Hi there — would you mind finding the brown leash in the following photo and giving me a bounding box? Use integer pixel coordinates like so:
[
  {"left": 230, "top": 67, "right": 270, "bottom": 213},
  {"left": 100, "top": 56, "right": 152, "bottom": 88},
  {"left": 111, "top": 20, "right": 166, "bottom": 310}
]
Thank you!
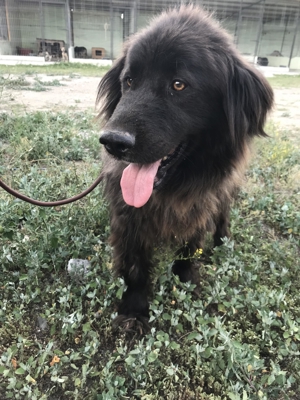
[{"left": 0, "top": 173, "right": 104, "bottom": 207}]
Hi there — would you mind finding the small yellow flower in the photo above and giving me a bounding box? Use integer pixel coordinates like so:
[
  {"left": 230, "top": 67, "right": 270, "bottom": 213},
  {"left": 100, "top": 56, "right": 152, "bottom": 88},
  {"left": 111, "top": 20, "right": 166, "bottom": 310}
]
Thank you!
[{"left": 194, "top": 248, "right": 203, "bottom": 257}]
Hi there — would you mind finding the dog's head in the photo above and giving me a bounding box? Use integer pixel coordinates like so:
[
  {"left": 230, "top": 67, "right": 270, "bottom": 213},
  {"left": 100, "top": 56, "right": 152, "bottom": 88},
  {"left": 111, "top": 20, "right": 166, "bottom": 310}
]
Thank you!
[{"left": 97, "top": 6, "right": 273, "bottom": 207}]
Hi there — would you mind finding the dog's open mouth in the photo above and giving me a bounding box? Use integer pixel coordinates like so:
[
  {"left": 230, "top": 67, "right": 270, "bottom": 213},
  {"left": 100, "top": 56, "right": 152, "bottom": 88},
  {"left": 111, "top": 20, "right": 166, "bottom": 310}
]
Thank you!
[
  {"left": 154, "top": 142, "right": 186, "bottom": 188},
  {"left": 120, "top": 143, "right": 186, "bottom": 208}
]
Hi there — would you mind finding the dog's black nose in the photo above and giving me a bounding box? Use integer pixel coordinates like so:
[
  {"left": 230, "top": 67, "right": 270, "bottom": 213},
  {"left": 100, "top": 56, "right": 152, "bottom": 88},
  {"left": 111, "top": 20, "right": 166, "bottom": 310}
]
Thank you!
[{"left": 100, "top": 131, "right": 135, "bottom": 157}]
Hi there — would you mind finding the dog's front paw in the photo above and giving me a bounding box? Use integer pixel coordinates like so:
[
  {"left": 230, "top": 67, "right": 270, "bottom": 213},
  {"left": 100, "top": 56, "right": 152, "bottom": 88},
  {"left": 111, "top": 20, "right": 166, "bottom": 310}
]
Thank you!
[
  {"left": 113, "top": 290, "right": 150, "bottom": 335},
  {"left": 112, "top": 314, "right": 150, "bottom": 335}
]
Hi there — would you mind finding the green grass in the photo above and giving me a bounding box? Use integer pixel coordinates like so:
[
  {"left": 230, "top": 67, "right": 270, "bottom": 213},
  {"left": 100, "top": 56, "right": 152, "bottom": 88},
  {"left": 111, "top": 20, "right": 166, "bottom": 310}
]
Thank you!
[
  {"left": 0, "top": 102, "right": 300, "bottom": 398},
  {"left": 0, "top": 62, "right": 111, "bottom": 77},
  {"left": 267, "top": 74, "right": 300, "bottom": 88}
]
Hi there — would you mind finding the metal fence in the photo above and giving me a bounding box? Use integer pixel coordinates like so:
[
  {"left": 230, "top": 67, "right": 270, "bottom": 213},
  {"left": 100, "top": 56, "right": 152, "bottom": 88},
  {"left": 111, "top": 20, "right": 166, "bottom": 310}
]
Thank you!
[{"left": 1, "top": 0, "right": 300, "bottom": 68}]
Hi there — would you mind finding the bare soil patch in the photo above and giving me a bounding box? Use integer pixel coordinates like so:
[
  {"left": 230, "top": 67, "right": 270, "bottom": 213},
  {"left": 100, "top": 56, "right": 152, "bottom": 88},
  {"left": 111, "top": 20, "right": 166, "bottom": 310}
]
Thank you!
[
  {"left": 1, "top": 74, "right": 300, "bottom": 133},
  {"left": 1, "top": 75, "right": 100, "bottom": 114},
  {"left": 271, "top": 87, "right": 300, "bottom": 131}
]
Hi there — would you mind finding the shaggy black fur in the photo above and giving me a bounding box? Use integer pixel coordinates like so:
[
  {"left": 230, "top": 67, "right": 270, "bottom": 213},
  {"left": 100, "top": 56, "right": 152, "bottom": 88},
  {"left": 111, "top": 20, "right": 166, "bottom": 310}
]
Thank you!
[{"left": 97, "top": 6, "right": 273, "bottom": 333}]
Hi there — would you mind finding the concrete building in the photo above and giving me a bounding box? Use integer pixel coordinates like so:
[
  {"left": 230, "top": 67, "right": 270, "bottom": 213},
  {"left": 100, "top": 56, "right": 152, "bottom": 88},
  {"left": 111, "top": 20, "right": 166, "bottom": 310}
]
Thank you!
[{"left": 0, "top": 0, "right": 300, "bottom": 69}]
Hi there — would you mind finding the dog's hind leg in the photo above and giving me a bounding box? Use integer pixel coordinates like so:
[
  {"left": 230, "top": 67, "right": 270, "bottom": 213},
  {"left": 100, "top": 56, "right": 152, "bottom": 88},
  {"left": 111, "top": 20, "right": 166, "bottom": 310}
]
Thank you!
[
  {"left": 172, "top": 236, "right": 203, "bottom": 284},
  {"left": 213, "top": 206, "right": 231, "bottom": 247}
]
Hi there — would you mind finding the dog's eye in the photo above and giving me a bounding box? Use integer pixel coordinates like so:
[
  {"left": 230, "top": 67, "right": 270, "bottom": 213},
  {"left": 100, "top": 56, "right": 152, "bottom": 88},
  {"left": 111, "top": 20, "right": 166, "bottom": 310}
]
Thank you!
[
  {"left": 126, "top": 77, "right": 133, "bottom": 87},
  {"left": 172, "top": 80, "right": 186, "bottom": 91}
]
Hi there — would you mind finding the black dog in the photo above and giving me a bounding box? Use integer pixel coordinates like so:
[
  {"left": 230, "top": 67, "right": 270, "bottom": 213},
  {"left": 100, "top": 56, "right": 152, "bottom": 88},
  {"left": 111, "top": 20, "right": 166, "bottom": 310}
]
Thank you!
[
  {"left": 97, "top": 6, "right": 273, "bottom": 333},
  {"left": 74, "top": 46, "right": 87, "bottom": 58}
]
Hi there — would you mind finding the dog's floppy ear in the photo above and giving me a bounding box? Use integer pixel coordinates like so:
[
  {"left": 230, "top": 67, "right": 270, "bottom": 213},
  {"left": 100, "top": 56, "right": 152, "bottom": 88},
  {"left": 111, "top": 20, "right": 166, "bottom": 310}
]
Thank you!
[
  {"left": 224, "top": 61, "right": 273, "bottom": 142},
  {"left": 97, "top": 53, "right": 126, "bottom": 123}
]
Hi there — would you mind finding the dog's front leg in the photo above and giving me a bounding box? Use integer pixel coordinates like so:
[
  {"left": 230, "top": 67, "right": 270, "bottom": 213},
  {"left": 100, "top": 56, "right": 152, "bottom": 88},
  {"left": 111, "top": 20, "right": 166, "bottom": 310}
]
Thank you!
[{"left": 110, "top": 217, "right": 152, "bottom": 334}]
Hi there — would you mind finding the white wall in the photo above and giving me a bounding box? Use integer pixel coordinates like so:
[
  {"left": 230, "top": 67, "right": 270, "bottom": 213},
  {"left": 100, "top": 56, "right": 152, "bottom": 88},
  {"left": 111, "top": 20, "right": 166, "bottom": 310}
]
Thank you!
[
  {"left": 43, "top": 4, "right": 67, "bottom": 44},
  {"left": 1, "top": 1, "right": 300, "bottom": 67},
  {"left": 18, "top": 2, "right": 41, "bottom": 51},
  {"left": 0, "top": 0, "right": 21, "bottom": 55},
  {"left": 221, "top": 17, "right": 300, "bottom": 69},
  {"left": 73, "top": 10, "right": 120, "bottom": 59}
]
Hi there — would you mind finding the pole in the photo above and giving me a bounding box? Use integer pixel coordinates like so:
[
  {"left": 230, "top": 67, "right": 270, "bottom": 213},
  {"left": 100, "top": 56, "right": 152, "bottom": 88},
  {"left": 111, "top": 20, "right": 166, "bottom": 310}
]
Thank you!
[
  {"left": 110, "top": 0, "right": 113, "bottom": 60},
  {"left": 288, "top": 5, "right": 300, "bottom": 69}
]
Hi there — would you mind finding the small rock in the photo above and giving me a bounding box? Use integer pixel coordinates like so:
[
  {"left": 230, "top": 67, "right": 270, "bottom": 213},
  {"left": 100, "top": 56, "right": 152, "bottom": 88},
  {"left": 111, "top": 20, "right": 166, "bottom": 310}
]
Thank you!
[
  {"left": 67, "top": 258, "right": 91, "bottom": 280},
  {"left": 37, "top": 315, "right": 48, "bottom": 331}
]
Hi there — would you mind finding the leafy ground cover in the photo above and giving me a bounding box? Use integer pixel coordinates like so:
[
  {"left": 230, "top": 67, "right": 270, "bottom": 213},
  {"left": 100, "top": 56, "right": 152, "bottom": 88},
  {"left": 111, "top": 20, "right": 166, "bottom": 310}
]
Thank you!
[{"left": 0, "top": 74, "right": 299, "bottom": 399}]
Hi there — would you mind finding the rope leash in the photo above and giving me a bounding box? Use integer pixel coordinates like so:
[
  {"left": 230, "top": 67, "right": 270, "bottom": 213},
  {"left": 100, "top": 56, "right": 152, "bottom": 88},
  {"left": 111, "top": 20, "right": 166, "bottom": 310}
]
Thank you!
[{"left": 0, "top": 173, "right": 104, "bottom": 207}]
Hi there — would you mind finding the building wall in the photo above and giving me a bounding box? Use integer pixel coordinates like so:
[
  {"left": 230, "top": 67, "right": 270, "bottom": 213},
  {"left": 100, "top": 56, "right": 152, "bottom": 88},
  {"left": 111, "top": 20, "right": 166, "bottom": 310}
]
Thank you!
[
  {"left": 0, "top": 0, "right": 300, "bottom": 68},
  {"left": 43, "top": 3, "right": 67, "bottom": 44},
  {"left": 18, "top": 2, "right": 41, "bottom": 51},
  {"left": 218, "top": 1, "right": 300, "bottom": 68},
  {"left": 137, "top": 11, "right": 154, "bottom": 31},
  {"left": 0, "top": 0, "right": 21, "bottom": 55},
  {"left": 73, "top": 10, "right": 108, "bottom": 58}
]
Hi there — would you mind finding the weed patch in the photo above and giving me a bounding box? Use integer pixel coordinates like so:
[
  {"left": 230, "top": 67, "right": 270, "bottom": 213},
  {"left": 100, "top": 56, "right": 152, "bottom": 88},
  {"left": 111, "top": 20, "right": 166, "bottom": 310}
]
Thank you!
[
  {"left": 0, "top": 63, "right": 111, "bottom": 77},
  {"left": 267, "top": 75, "right": 300, "bottom": 88},
  {"left": 0, "top": 75, "right": 65, "bottom": 92}
]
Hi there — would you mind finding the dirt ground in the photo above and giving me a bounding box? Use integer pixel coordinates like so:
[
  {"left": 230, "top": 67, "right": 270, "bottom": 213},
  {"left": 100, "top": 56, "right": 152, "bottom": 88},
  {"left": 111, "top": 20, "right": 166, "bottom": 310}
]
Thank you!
[
  {"left": 2, "top": 74, "right": 300, "bottom": 132},
  {"left": 1, "top": 75, "right": 101, "bottom": 114}
]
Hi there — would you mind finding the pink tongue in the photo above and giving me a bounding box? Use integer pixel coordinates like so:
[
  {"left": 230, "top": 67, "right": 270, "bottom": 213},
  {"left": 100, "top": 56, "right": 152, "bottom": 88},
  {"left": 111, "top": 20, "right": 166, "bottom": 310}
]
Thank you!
[{"left": 120, "top": 161, "right": 161, "bottom": 208}]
